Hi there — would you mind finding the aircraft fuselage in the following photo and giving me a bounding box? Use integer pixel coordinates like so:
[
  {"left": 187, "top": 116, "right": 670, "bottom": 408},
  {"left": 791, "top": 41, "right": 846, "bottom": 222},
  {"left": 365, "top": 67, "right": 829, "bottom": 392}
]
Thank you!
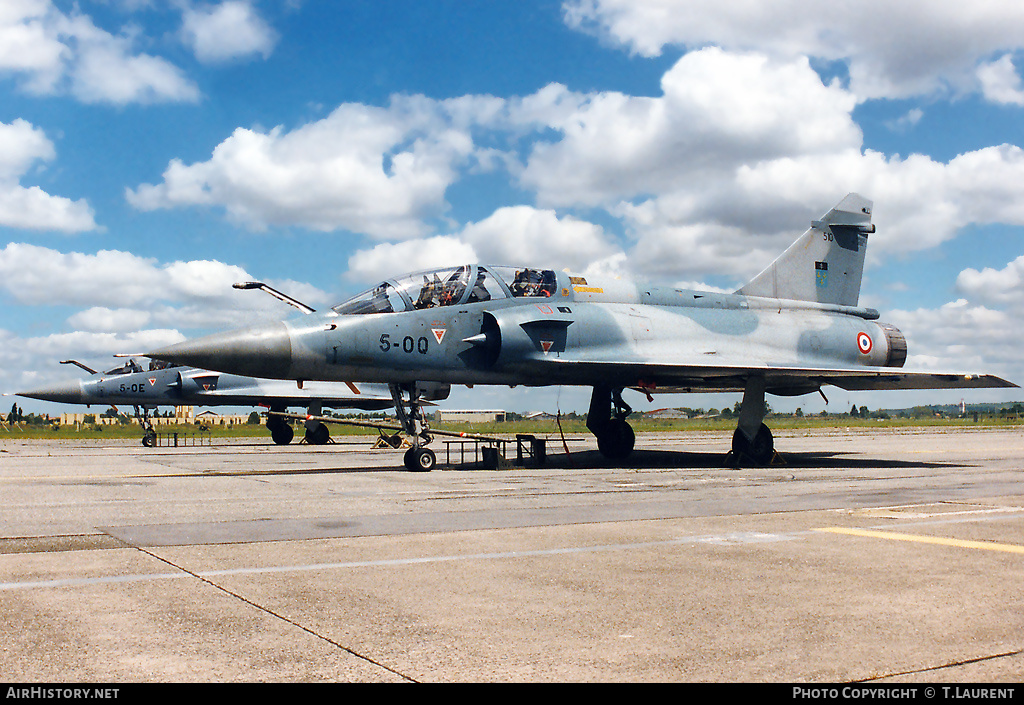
[{"left": 189, "top": 270, "right": 905, "bottom": 397}]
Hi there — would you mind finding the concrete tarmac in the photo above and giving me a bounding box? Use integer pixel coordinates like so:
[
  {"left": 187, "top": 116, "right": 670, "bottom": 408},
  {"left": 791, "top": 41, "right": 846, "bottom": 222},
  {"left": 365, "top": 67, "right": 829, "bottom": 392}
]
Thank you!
[{"left": 0, "top": 426, "right": 1022, "bottom": 683}]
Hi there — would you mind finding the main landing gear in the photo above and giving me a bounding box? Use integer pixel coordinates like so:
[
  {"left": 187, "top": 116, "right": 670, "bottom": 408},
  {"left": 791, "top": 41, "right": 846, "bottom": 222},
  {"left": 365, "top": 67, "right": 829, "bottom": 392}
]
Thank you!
[
  {"left": 728, "top": 376, "right": 777, "bottom": 467},
  {"left": 266, "top": 407, "right": 294, "bottom": 445},
  {"left": 586, "top": 378, "right": 779, "bottom": 466},
  {"left": 299, "top": 402, "right": 331, "bottom": 445},
  {"left": 391, "top": 383, "right": 437, "bottom": 472},
  {"left": 731, "top": 423, "right": 774, "bottom": 466},
  {"left": 304, "top": 421, "right": 331, "bottom": 445},
  {"left": 265, "top": 405, "right": 331, "bottom": 445},
  {"left": 587, "top": 385, "right": 636, "bottom": 460}
]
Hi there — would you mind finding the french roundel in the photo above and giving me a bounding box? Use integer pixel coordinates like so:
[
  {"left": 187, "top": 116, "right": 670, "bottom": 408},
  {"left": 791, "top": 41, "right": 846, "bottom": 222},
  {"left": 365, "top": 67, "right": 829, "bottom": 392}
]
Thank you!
[{"left": 857, "top": 332, "right": 873, "bottom": 354}]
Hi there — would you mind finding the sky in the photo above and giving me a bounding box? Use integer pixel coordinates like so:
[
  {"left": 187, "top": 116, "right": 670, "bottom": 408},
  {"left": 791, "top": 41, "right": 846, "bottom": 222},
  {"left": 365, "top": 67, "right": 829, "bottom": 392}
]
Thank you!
[{"left": 3, "top": 0, "right": 1024, "bottom": 418}]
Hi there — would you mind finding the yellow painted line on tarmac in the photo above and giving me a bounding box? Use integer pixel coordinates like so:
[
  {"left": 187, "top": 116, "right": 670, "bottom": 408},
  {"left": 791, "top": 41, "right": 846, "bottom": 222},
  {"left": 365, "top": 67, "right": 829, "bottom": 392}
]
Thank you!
[{"left": 816, "top": 527, "right": 1024, "bottom": 554}]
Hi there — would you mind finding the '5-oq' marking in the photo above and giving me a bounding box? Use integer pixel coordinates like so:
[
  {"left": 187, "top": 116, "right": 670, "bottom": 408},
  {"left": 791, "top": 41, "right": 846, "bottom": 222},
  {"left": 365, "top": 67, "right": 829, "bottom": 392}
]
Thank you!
[{"left": 380, "top": 334, "right": 429, "bottom": 355}]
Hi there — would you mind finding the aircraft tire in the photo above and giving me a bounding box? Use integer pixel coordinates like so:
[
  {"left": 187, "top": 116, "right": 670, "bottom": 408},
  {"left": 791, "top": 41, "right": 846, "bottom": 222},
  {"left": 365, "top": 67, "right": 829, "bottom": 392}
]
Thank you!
[
  {"left": 269, "top": 421, "right": 294, "bottom": 445},
  {"left": 596, "top": 419, "right": 635, "bottom": 460},
  {"left": 731, "top": 424, "right": 774, "bottom": 466},
  {"left": 404, "top": 447, "right": 436, "bottom": 472},
  {"left": 305, "top": 422, "right": 330, "bottom": 445},
  {"left": 142, "top": 431, "right": 156, "bottom": 448}
]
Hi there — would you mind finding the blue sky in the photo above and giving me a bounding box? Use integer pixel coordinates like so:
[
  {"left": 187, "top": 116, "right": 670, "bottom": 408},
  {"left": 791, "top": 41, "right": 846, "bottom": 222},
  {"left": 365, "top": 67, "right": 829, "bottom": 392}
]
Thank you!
[{"left": 3, "top": 0, "right": 1024, "bottom": 416}]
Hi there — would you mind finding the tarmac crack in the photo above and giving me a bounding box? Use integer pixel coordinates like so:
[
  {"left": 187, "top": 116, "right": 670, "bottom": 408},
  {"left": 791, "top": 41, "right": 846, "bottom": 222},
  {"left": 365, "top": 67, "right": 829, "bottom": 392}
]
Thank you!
[
  {"left": 129, "top": 543, "right": 419, "bottom": 683},
  {"left": 854, "top": 648, "right": 1024, "bottom": 682}
]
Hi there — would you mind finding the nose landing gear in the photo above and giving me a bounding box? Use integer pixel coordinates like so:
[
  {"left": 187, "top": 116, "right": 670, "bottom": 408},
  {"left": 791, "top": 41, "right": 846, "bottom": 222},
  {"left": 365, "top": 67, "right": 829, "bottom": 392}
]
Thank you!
[{"left": 391, "top": 383, "right": 436, "bottom": 472}]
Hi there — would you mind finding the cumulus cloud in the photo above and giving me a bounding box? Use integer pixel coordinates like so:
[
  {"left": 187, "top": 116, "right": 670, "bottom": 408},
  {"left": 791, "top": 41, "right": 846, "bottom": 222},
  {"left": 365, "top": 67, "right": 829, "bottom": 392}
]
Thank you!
[
  {"left": 66, "top": 19, "right": 200, "bottom": 105},
  {"left": 0, "top": 326, "right": 188, "bottom": 396},
  {"left": 66, "top": 307, "right": 153, "bottom": 334},
  {"left": 562, "top": 0, "right": 1024, "bottom": 101},
  {"left": 124, "top": 40, "right": 1024, "bottom": 287},
  {"left": 0, "top": 242, "right": 329, "bottom": 324},
  {"left": 180, "top": 1, "right": 278, "bottom": 64},
  {"left": 0, "top": 240, "right": 341, "bottom": 396},
  {"left": 128, "top": 97, "right": 479, "bottom": 238},
  {"left": 505, "top": 48, "right": 1024, "bottom": 281},
  {"left": 0, "top": 117, "right": 53, "bottom": 179},
  {"left": 344, "top": 206, "right": 622, "bottom": 286},
  {"left": 888, "top": 298, "right": 1021, "bottom": 377},
  {"left": 0, "top": 0, "right": 69, "bottom": 93},
  {"left": 347, "top": 236, "right": 479, "bottom": 284},
  {"left": 977, "top": 54, "right": 1024, "bottom": 106},
  {"left": 0, "top": 119, "right": 96, "bottom": 233},
  {"left": 0, "top": 0, "right": 199, "bottom": 105},
  {"left": 517, "top": 49, "right": 860, "bottom": 208},
  {"left": 459, "top": 206, "right": 620, "bottom": 270},
  {"left": 484, "top": 48, "right": 1024, "bottom": 283},
  {"left": 955, "top": 255, "right": 1024, "bottom": 308},
  {"left": 0, "top": 244, "right": 166, "bottom": 306}
]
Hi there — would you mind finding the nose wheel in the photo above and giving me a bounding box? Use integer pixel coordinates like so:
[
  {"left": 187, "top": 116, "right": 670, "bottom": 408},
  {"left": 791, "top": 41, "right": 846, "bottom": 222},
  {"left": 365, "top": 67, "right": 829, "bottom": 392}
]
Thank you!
[
  {"left": 134, "top": 405, "right": 158, "bottom": 448},
  {"left": 404, "top": 446, "right": 437, "bottom": 472},
  {"left": 391, "top": 383, "right": 436, "bottom": 472}
]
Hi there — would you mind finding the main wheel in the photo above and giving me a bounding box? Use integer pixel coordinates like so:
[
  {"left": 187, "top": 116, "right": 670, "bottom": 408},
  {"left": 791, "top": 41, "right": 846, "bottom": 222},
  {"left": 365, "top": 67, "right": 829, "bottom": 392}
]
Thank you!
[
  {"left": 269, "top": 420, "right": 294, "bottom": 445},
  {"left": 597, "top": 418, "right": 635, "bottom": 460},
  {"left": 731, "top": 423, "right": 774, "bottom": 465},
  {"left": 404, "top": 447, "right": 436, "bottom": 472},
  {"left": 304, "top": 422, "right": 330, "bottom": 445}
]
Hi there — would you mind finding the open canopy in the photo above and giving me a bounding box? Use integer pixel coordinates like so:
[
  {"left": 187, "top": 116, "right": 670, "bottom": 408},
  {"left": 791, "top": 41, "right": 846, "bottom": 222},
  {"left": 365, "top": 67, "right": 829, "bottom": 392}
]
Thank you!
[{"left": 332, "top": 265, "right": 557, "bottom": 315}]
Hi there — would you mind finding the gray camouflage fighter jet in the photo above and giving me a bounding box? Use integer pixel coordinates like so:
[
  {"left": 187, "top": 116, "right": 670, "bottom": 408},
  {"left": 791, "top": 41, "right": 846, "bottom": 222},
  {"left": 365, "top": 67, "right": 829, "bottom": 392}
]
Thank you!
[
  {"left": 148, "top": 194, "right": 1016, "bottom": 470},
  {"left": 18, "top": 358, "right": 449, "bottom": 446}
]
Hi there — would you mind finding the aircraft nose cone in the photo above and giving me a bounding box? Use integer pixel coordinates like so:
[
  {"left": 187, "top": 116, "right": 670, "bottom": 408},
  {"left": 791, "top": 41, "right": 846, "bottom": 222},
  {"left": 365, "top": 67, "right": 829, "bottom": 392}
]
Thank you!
[
  {"left": 17, "top": 379, "right": 85, "bottom": 404},
  {"left": 148, "top": 322, "right": 293, "bottom": 379}
]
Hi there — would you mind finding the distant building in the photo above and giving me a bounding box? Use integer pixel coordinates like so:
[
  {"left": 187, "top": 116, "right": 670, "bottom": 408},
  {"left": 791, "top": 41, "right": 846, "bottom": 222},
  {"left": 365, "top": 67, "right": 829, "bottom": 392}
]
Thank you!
[
  {"left": 524, "top": 411, "right": 558, "bottom": 421},
  {"left": 644, "top": 408, "right": 691, "bottom": 420},
  {"left": 195, "top": 410, "right": 250, "bottom": 425},
  {"left": 58, "top": 407, "right": 248, "bottom": 427},
  {"left": 437, "top": 410, "right": 506, "bottom": 423}
]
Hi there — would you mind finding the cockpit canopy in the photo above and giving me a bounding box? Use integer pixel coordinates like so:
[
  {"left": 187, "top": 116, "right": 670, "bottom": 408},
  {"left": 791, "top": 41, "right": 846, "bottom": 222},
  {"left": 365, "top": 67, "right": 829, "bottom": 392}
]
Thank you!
[
  {"left": 333, "top": 265, "right": 557, "bottom": 315},
  {"left": 104, "top": 358, "right": 180, "bottom": 376}
]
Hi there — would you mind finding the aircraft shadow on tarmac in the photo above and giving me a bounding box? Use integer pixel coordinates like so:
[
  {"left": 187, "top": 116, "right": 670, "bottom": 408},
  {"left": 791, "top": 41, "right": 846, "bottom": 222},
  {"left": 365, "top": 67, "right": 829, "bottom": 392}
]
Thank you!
[
  {"left": 217, "top": 445, "right": 965, "bottom": 475},
  {"left": 454, "top": 448, "right": 966, "bottom": 471}
]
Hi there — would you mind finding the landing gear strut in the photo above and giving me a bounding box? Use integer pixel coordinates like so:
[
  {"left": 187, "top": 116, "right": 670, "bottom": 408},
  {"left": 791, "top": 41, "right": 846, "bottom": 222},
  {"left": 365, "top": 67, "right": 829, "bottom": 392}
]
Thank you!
[
  {"left": 391, "top": 383, "right": 436, "bottom": 472},
  {"left": 587, "top": 385, "right": 636, "bottom": 460},
  {"left": 729, "top": 376, "right": 777, "bottom": 466}
]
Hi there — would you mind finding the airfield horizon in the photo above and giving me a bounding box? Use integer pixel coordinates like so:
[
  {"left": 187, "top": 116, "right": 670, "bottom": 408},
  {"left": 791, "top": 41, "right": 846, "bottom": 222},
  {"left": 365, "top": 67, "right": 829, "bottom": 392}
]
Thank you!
[{"left": 1, "top": 411, "right": 1021, "bottom": 443}]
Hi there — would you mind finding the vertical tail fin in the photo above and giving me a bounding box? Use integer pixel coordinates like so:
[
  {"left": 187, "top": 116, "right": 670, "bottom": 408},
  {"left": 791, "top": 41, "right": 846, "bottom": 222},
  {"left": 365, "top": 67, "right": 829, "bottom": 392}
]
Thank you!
[{"left": 736, "top": 193, "right": 874, "bottom": 307}]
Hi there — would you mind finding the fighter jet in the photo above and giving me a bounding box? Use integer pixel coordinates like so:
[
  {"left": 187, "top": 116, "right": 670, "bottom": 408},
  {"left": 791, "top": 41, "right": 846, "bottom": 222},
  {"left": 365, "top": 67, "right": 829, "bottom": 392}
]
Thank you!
[
  {"left": 18, "top": 358, "right": 449, "bottom": 446},
  {"left": 148, "top": 194, "right": 1016, "bottom": 470}
]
